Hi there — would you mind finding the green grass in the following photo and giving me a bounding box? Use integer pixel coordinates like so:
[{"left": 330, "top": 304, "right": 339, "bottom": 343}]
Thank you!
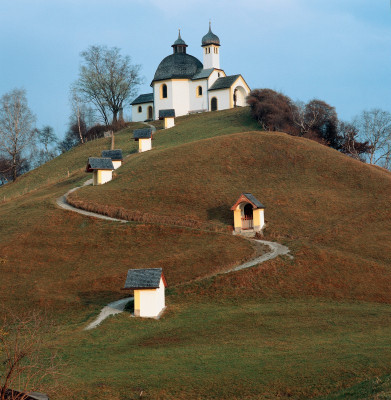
[
  {"left": 0, "top": 121, "right": 145, "bottom": 201},
  {"left": 319, "top": 375, "right": 391, "bottom": 399},
  {"left": 57, "top": 299, "right": 391, "bottom": 399}
]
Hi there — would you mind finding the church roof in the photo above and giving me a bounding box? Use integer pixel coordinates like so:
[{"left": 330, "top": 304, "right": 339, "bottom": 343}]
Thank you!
[
  {"left": 131, "top": 93, "right": 154, "bottom": 105},
  {"left": 231, "top": 193, "right": 265, "bottom": 210},
  {"left": 192, "top": 68, "right": 215, "bottom": 80},
  {"left": 202, "top": 23, "right": 220, "bottom": 47},
  {"left": 208, "top": 75, "right": 241, "bottom": 91},
  {"left": 86, "top": 157, "right": 114, "bottom": 172},
  {"left": 152, "top": 53, "right": 203, "bottom": 83},
  {"left": 133, "top": 128, "right": 152, "bottom": 139},
  {"left": 124, "top": 268, "right": 166, "bottom": 289},
  {"left": 159, "top": 109, "right": 176, "bottom": 119}
]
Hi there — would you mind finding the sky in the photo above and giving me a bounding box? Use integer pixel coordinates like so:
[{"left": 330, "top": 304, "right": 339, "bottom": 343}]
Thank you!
[{"left": 0, "top": 0, "right": 390, "bottom": 140}]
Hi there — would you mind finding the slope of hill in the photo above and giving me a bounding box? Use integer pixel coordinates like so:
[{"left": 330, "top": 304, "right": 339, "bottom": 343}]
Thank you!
[
  {"left": 70, "top": 119, "right": 391, "bottom": 303},
  {"left": 0, "top": 108, "right": 390, "bottom": 399}
]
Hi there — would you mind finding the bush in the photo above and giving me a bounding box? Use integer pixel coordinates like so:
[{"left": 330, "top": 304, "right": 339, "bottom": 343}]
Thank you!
[{"left": 246, "top": 89, "right": 298, "bottom": 134}]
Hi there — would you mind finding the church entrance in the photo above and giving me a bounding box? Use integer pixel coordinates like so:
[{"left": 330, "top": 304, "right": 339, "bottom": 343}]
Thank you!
[
  {"left": 233, "top": 86, "right": 247, "bottom": 107},
  {"left": 148, "top": 106, "right": 153, "bottom": 120},
  {"left": 241, "top": 203, "right": 253, "bottom": 230},
  {"left": 211, "top": 97, "right": 218, "bottom": 111}
]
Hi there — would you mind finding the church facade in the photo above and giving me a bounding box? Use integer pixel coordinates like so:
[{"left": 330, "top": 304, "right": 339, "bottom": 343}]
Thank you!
[{"left": 131, "top": 24, "right": 251, "bottom": 122}]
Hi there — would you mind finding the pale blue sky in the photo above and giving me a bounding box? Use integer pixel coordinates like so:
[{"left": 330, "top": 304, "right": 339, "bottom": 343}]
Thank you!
[{"left": 0, "top": 0, "right": 390, "bottom": 139}]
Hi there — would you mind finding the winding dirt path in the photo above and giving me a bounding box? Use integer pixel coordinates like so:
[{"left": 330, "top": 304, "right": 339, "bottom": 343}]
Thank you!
[
  {"left": 56, "top": 180, "right": 293, "bottom": 330},
  {"left": 85, "top": 297, "right": 133, "bottom": 330},
  {"left": 56, "top": 179, "right": 128, "bottom": 223}
]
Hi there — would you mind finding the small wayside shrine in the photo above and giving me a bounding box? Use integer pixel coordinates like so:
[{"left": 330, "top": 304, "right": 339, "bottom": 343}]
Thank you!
[
  {"left": 101, "top": 149, "right": 123, "bottom": 169},
  {"left": 159, "top": 109, "right": 176, "bottom": 129},
  {"left": 86, "top": 157, "right": 114, "bottom": 185},
  {"left": 133, "top": 128, "right": 153, "bottom": 153},
  {"left": 123, "top": 268, "right": 167, "bottom": 318},
  {"left": 231, "top": 193, "right": 265, "bottom": 234}
]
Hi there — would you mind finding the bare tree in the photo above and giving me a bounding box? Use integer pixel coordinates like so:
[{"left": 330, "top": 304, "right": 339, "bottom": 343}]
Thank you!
[
  {"left": 34, "top": 126, "right": 58, "bottom": 166},
  {"left": 73, "top": 45, "right": 142, "bottom": 125},
  {"left": 291, "top": 100, "right": 329, "bottom": 138},
  {"left": 338, "top": 121, "right": 371, "bottom": 161},
  {"left": 356, "top": 108, "right": 391, "bottom": 165},
  {"left": 0, "top": 311, "right": 62, "bottom": 400},
  {"left": 0, "top": 89, "right": 36, "bottom": 181},
  {"left": 69, "top": 91, "right": 85, "bottom": 144}
]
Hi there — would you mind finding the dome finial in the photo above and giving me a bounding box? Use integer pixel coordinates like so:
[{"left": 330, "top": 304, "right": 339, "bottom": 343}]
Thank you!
[
  {"left": 172, "top": 29, "right": 188, "bottom": 53},
  {"left": 202, "top": 21, "right": 220, "bottom": 47}
]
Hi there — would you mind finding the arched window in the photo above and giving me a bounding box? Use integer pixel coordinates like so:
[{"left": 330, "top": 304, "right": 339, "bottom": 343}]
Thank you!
[
  {"left": 197, "top": 86, "right": 202, "bottom": 97},
  {"left": 138, "top": 106, "right": 142, "bottom": 113},
  {"left": 148, "top": 106, "right": 153, "bottom": 119},
  {"left": 211, "top": 97, "right": 218, "bottom": 111},
  {"left": 161, "top": 84, "right": 168, "bottom": 99}
]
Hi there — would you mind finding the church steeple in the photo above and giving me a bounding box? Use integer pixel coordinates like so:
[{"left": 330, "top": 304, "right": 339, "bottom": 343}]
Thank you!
[
  {"left": 172, "top": 29, "right": 188, "bottom": 54},
  {"left": 201, "top": 22, "right": 220, "bottom": 69}
]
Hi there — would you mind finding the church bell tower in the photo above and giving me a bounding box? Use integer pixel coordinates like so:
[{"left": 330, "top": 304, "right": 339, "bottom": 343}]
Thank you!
[{"left": 201, "top": 22, "right": 220, "bottom": 69}]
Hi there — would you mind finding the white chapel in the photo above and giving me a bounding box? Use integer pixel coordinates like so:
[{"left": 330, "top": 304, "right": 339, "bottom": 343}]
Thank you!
[{"left": 131, "top": 23, "right": 251, "bottom": 122}]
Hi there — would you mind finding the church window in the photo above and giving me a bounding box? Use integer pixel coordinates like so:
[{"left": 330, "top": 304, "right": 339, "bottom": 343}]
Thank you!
[
  {"left": 138, "top": 106, "right": 142, "bottom": 113},
  {"left": 161, "top": 84, "right": 168, "bottom": 99},
  {"left": 197, "top": 86, "right": 203, "bottom": 97},
  {"left": 218, "top": 72, "right": 221, "bottom": 77}
]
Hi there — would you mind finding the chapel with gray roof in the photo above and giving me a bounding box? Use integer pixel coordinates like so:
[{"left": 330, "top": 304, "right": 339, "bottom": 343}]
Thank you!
[{"left": 131, "top": 23, "right": 250, "bottom": 122}]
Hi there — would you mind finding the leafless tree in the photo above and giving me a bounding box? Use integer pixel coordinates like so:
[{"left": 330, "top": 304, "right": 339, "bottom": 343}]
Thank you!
[
  {"left": 73, "top": 45, "right": 142, "bottom": 125},
  {"left": 0, "top": 89, "right": 36, "bottom": 181},
  {"left": 356, "top": 109, "right": 391, "bottom": 165},
  {"left": 0, "top": 311, "right": 62, "bottom": 400},
  {"left": 338, "top": 121, "right": 371, "bottom": 161},
  {"left": 69, "top": 91, "right": 85, "bottom": 144},
  {"left": 291, "top": 100, "right": 331, "bottom": 138}
]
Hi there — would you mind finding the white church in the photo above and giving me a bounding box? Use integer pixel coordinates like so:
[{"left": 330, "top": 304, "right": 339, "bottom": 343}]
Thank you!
[{"left": 131, "top": 24, "right": 251, "bottom": 122}]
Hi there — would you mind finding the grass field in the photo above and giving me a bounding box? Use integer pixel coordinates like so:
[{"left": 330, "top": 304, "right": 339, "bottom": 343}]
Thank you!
[
  {"left": 0, "top": 108, "right": 390, "bottom": 399},
  {"left": 58, "top": 299, "right": 391, "bottom": 399}
]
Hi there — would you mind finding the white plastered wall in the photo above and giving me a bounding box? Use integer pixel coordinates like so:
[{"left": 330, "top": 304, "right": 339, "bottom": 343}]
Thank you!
[
  {"left": 171, "top": 80, "right": 190, "bottom": 117},
  {"left": 209, "top": 88, "right": 230, "bottom": 111},
  {"left": 189, "top": 79, "right": 208, "bottom": 112},
  {"left": 153, "top": 81, "right": 174, "bottom": 120},
  {"left": 132, "top": 102, "right": 154, "bottom": 122},
  {"left": 164, "top": 117, "right": 175, "bottom": 129},
  {"left": 203, "top": 45, "right": 220, "bottom": 69},
  {"left": 112, "top": 160, "right": 122, "bottom": 170},
  {"left": 99, "top": 170, "right": 113, "bottom": 185},
  {"left": 139, "top": 138, "right": 152, "bottom": 152},
  {"left": 208, "top": 69, "right": 226, "bottom": 87},
  {"left": 139, "top": 277, "right": 165, "bottom": 318}
]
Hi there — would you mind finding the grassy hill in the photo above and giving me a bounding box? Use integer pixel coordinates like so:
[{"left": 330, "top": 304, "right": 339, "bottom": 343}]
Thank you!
[{"left": 0, "top": 108, "right": 390, "bottom": 399}]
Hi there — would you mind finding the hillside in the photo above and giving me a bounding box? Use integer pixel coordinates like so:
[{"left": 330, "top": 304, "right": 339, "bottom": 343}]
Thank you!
[
  {"left": 0, "top": 108, "right": 391, "bottom": 399},
  {"left": 70, "top": 114, "right": 391, "bottom": 303}
]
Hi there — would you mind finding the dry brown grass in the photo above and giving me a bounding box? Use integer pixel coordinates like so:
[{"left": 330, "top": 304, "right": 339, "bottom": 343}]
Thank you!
[{"left": 70, "top": 129, "right": 391, "bottom": 302}]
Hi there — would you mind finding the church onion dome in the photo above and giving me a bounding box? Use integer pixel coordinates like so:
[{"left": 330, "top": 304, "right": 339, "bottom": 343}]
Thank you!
[
  {"left": 202, "top": 22, "right": 220, "bottom": 47},
  {"left": 152, "top": 53, "right": 203, "bottom": 83},
  {"left": 172, "top": 30, "right": 187, "bottom": 47}
]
